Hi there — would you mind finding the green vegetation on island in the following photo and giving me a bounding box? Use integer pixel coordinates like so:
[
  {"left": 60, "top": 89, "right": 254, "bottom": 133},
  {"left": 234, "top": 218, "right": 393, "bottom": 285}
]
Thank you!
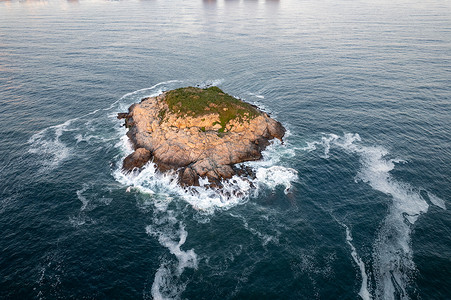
[{"left": 163, "top": 86, "right": 259, "bottom": 132}]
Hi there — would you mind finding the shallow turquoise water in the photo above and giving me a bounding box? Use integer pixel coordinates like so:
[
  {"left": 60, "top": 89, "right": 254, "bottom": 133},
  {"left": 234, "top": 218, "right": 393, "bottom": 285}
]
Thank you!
[{"left": 0, "top": 0, "right": 450, "bottom": 299}]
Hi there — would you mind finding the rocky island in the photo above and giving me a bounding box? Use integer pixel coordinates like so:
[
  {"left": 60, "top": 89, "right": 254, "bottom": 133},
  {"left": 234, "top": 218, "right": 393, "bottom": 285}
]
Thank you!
[{"left": 118, "top": 86, "right": 285, "bottom": 187}]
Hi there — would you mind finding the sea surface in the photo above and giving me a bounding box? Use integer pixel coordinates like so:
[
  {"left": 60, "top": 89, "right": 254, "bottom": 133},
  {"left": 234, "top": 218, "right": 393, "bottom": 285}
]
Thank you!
[{"left": 0, "top": 0, "right": 450, "bottom": 299}]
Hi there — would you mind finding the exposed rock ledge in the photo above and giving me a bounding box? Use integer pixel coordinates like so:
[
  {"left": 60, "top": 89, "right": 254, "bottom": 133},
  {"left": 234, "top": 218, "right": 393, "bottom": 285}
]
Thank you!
[{"left": 118, "top": 86, "right": 285, "bottom": 187}]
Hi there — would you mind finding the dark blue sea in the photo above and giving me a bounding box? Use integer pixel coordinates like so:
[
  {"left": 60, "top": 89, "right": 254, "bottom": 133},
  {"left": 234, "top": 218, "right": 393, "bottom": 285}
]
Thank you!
[{"left": 1, "top": 0, "right": 450, "bottom": 299}]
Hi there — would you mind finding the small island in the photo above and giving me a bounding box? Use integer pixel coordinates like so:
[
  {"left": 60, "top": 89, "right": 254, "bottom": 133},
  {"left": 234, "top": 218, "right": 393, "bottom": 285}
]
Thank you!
[{"left": 118, "top": 86, "right": 285, "bottom": 187}]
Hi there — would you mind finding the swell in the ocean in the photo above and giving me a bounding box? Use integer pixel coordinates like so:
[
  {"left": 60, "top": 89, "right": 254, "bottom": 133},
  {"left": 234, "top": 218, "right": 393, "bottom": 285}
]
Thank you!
[
  {"left": 27, "top": 79, "right": 448, "bottom": 299},
  {"left": 29, "top": 81, "right": 449, "bottom": 300}
]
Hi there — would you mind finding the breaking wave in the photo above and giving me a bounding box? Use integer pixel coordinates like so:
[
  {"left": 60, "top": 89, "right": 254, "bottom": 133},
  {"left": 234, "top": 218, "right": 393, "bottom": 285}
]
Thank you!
[
  {"left": 113, "top": 139, "right": 298, "bottom": 214},
  {"left": 306, "top": 133, "right": 446, "bottom": 300}
]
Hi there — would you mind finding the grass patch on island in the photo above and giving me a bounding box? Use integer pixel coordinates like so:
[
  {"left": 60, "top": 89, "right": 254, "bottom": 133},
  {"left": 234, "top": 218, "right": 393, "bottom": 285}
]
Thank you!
[{"left": 164, "top": 86, "right": 260, "bottom": 131}]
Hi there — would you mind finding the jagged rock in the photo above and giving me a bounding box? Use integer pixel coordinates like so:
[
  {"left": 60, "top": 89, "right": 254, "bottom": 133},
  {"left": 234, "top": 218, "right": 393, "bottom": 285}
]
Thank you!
[
  {"left": 122, "top": 147, "right": 152, "bottom": 172},
  {"left": 118, "top": 86, "right": 285, "bottom": 186},
  {"left": 117, "top": 112, "right": 129, "bottom": 119},
  {"left": 179, "top": 167, "right": 199, "bottom": 187}
]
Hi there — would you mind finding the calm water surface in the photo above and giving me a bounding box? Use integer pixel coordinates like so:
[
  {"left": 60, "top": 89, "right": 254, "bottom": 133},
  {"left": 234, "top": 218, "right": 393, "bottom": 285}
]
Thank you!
[{"left": 0, "top": 0, "right": 450, "bottom": 299}]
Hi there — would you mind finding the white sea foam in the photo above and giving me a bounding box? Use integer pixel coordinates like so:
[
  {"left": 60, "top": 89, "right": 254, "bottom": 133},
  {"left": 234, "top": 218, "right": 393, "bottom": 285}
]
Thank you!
[
  {"left": 230, "top": 212, "right": 280, "bottom": 246},
  {"left": 27, "top": 80, "right": 187, "bottom": 175},
  {"left": 76, "top": 183, "right": 90, "bottom": 211},
  {"left": 300, "top": 141, "right": 320, "bottom": 152},
  {"left": 150, "top": 262, "right": 187, "bottom": 300},
  {"left": 298, "top": 134, "right": 340, "bottom": 158},
  {"left": 248, "top": 92, "right": 265, "bottom": 99},
  {"left": 146, "top": 222, "right": 198, "bottom": 275},
  {"left": 198, "top": 79, "right": 224, "bottom": 88},
  {"left": 68, "top": 214, "right": 97, "bottom": 227},
  {"left": 320, "top": 134, "right": 340, "bottom": 158},
  {"left": 114, "top": 161, "right": 297, "bottom": 214},
  {"left": 145, "top": 210, "right": 197, "bottom": 300},
  {"left": 255, "top": 166, "right": 298, "bottom": 193},
  {"left": 120, "top": 80, "right": 183, "bottom": 100},
  {"left": 341, "top": 223, "right": 372, "bottom": 300},
  {"left": 28, "top": 119, "right": 73, "bottom": 172},
  {"left": 36, "top": 251, "right": 64, "bottom": 299},
  {"left": 113, "top": 138, "right": 298, "bottom": 214},
  {"left": 307, "top": 133, "right": 436, "bottom": 300},
  {"left": 427, "top": 192, "right": 446, "bottom": 210},
  {"left": 69, "top": 183, "right": 114, "bottom": 227},
  {"left": 332, "top": 134, "right": 429, "bottom": 224}
]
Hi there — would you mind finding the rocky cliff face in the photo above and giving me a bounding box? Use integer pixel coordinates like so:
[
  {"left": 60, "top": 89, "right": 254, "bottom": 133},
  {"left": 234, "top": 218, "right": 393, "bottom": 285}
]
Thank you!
[{"left": 118, "top": 86, "right": 285, "bottom": 187}]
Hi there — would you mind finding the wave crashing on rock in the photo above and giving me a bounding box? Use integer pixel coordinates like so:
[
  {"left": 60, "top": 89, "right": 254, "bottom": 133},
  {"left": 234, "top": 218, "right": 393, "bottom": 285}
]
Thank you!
[{"left": 117, "top": 86, "right": 286, "bottom": 187}]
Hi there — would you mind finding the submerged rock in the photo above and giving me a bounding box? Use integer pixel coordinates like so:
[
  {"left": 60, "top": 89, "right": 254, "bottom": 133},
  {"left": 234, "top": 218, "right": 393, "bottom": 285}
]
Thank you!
[{"left": 118, "top": 86, "right": 285, "bottom": 186}]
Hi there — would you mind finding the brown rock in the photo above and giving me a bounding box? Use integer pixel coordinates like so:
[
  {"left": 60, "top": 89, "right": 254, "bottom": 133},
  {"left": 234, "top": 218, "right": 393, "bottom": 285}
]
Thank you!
[
  {"left": 118, "top": 87, "right": 285, "bottom": 186},
  {"left": 117, "top": 112, "right": 129, "bottom": 119},
  {"left": 122, "top": 148, "right": 152, "bottom": 172},
  {"left": 179, "top": 167, "right": 199, "bottom": 186},
  {"left": 267, "top": 119, "right": 286, "bottom": 141}
]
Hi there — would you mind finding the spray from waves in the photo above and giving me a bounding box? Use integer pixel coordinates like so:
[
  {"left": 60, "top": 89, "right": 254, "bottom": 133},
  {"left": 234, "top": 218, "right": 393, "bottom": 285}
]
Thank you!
[
  {"left": 113, "top": 138, "right": 298, "bottom": 214},
  {"left": 307, "top": 133, "right": 446, "bottom": 300}
]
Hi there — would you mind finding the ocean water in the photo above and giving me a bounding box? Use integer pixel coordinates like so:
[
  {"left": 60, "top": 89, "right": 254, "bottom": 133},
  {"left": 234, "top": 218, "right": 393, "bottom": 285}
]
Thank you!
[{"left": 1, "top": 0, "right": 450, "bottom": 299}]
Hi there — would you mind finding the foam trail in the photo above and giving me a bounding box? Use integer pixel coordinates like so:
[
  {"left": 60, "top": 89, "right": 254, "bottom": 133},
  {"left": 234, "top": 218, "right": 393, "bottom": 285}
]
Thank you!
[
  {"left": 314, "top": 133, "right": 431, "bottom": 300},
  {"left": 146, "top": 209, "right": 197, "bottom": 300},
  {"left": 320, "top": 134, "right": 339, "bottom": 158},
  {"left": 150, "top": 262, "right": 187, "bottom": 300},
  {"left": 28, "top": 119, "right": 73, "bottom": 172},
  {"left": 76, "top": 184, "right": 89, "bottom": 211},
  {"left": 120, "top": 80, "right": 182, "bottom": 99},
  {"left": 427, "top": 192, "right": 446, "bottom": 210},
  {"left": 230, "top": 212, "right": 280, "bottom": 246},
  {"left": 340, "top": 222, "right": 372, "bottom": 300},
  {"left": 299, "top": 134, "right": 339, "bottom": 158},
  {"left": 299, "top": 141, "right": 320, "bottom": 152}
]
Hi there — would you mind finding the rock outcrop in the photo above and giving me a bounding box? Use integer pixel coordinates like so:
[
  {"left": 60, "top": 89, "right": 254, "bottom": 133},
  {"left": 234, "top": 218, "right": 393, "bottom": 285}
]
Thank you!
[{"left": 118, "top": 86, "right": 285, "bottom": 187}]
